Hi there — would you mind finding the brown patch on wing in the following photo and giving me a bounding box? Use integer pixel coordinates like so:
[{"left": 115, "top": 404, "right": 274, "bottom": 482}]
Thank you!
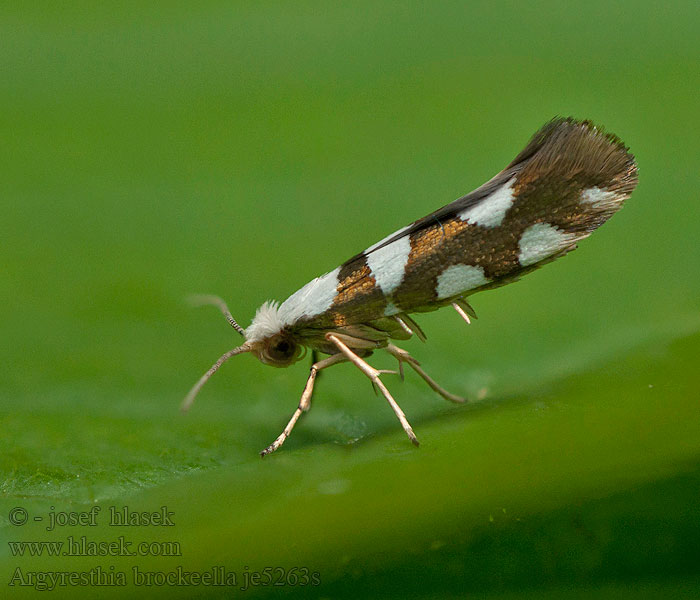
[
  {"left": 328, "top": 255, "right": 387, "bottom": 326},
  {"left": 334, "top": 262, "right": 375, "bottom": 306}
]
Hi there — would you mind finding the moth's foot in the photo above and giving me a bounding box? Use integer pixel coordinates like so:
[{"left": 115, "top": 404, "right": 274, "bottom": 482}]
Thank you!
[{"left": 260, "top": 438, "right": 283, "bottom": 457}]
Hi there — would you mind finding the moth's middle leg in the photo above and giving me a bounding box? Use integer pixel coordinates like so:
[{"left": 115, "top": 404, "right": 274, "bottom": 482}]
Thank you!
[{"left": 326, "top": 333, "right": 419, "bottom": 447}]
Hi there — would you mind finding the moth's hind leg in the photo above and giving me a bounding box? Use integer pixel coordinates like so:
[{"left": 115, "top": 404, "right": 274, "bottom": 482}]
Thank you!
[
  {"left": 385, "top": 344, "right": 465, "bottom": 404},
  {"left": 260, "top": 352, "right": 346, "bottom": 457}
]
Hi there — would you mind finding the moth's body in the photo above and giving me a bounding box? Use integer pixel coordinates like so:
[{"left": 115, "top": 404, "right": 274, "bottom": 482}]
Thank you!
[{"left": 184, "top": 117, "right": 638, "bottom": 456}]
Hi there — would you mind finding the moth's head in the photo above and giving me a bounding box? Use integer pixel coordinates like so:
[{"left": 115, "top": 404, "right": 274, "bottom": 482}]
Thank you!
[{"left": 244, "top": 300, "right": 304, "bottom": 368}]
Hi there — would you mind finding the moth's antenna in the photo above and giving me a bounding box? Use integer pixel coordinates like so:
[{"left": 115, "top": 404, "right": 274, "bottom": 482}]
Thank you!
[
  {"left": 181, "top": 343, "right": 251, "bottom": 412},
  {"left": 188, "top": 295, "right": 246, "bottom": 337}
]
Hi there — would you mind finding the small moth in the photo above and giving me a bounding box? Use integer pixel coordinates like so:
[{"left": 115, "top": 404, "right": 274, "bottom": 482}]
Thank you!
[{"left": 183, "top": 117, "right": 638, "bottom": 456}]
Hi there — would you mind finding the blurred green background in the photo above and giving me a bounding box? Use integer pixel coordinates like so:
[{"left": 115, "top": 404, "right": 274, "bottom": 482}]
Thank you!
[{"left": 1, "top": 1, "right": 699, "bottom": 598}]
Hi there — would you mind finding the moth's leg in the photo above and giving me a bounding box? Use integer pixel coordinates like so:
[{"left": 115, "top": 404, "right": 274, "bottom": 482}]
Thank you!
[
  {"left": 452, "top": 297, "right": 477, "bottom": 325},
  {"left": 399, "top": 314, "right": 427, "bottom": 342},
  {"left": 393, "top": 314, "right": 428, "bottom": 342},
  {"left": 260, "top": 352, "right": 346, "bottom": 457},
  {"left": 452, "top": 302, "right": 471, "bottom": 324},
  {"left": 385, "top": 343, "right": 465, "bottom": 404},
  {"left": 311, "top": 349, "right": 322, "bottom": 382},
  {"left": 326, "top": 333, "right": 419, "bottom": 447}
]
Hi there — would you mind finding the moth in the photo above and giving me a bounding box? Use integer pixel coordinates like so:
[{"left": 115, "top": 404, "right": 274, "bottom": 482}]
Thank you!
[{"left": 183, "top": 117, "right": 638, "bottom": 456}]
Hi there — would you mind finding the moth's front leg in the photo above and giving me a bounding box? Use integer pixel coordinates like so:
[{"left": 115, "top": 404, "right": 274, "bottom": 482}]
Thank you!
[{"left": 260, "top": 352, "right": 346, "bottom": 457}]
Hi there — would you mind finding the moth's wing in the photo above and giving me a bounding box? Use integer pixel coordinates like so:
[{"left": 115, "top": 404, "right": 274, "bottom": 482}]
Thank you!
[{"left": 293, "top": 117, "right": 637, "bottom": 344}]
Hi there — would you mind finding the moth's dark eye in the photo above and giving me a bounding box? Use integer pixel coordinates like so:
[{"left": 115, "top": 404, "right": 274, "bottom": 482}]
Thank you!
[
  {"left": 265, "top": 335, "right": 299, "bottom": 364},
  {"left": 275, "top": 340, "right": 291, "bottom": 355}
]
